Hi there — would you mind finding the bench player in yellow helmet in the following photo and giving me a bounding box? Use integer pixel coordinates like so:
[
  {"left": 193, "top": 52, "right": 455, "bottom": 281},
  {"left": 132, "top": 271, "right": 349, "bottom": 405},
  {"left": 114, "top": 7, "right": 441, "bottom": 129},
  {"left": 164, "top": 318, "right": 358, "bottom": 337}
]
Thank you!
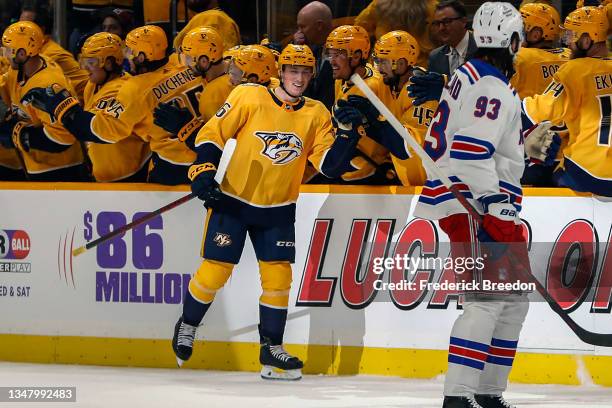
[
  {"left": 26, "top": 25, "right": 204, "bottom": 185},
  {"left": 25, "top": 33, "right": 151, "bottom": 182},
  {"left": 228, "top": 44, "right": 279, "bottom": 88},
  {"left": 368, "top": 30, "right": 438, "bottom": 186},
  {"left": 320, "top": 25, "right": 403, "bottom": 184},
  {"left": 523, "top": 6, "right": 612, "bottom": 196},
  {"left": 171, "top": 43, "right": 362, "bottom": 379},
  {"left": 511, "top": 3, "right": 570, "bottom": 99},
  {"left": 0, "top": 21, "right": 86, "bottom": 181},
  {"left": 154, "top": 26, "right": 234, "bottom": 148}
]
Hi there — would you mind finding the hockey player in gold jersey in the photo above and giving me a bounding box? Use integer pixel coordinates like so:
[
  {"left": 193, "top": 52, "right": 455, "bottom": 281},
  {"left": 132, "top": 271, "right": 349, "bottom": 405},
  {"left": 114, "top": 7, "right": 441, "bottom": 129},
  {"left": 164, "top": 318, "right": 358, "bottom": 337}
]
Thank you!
[
  {"left": 523, "top": 6, "right": 612, "bottom": 196},
  {"left": 19, "top": 6, "right": 89, "bottom": 101},
  {"left": 511, "top": 3, "right": 570, "bottom": 100},
  {"left": 370, "top": 30, "right": 438, "bottom": 186},
  {"left": 318, "top": 25, "right": 410, "bottom": 184},
  {"left": 25, "top": 25, "right": 202, "bottom": 185},
  {"left": 153, "top": 27, "right": 234, "bottom": 147},
  {"left": 171, "top": 44, "right": 362, "bottom": 379},
  {"left": 0, "top": 21, "right": 86, "bottom": 181},
  {"left": 25, "top": 33, "right": 151, "bottom": 182}
]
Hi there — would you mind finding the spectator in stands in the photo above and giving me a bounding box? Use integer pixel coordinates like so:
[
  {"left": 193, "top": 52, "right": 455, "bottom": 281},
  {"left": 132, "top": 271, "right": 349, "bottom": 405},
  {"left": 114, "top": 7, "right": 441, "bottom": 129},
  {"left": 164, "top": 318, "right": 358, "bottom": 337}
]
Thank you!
[
  {"left": 99, "top": 7, "right": 134, "bottom": 39},
  {"left": 427, "top": 0, "right": 476, "bottom": 76},
  {"left": 354, "top": 0, "right": 436, "bottom": 68},
  {"left": 293, "top": 1, "right": 334, "bottom": 110},
  {"left": 20, "top": 4, "right": 89, "bottom": 99}
]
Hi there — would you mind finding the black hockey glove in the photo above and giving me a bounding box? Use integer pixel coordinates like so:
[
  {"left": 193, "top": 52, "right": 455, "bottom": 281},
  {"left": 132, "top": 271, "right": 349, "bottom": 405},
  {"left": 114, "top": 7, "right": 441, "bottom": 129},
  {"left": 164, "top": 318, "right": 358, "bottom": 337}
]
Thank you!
[
  {"left": 153, "top": 102, "right": 194, "bottom": 136},
  {"left": 21, "top": 84, "right": 80, "bottom": 124},
  {"left": 188, "top": 163, "right": 223, "bottom": 207},
  {"left": 407, "top": 70, "right": 445, "bottom": 106}
]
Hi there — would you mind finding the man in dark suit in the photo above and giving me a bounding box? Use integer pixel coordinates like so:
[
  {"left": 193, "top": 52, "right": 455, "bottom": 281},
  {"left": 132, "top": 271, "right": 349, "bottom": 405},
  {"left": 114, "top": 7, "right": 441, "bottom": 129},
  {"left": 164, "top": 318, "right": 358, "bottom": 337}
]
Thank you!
[
  {"left": 293, "top": 1, "right": 335, "bottom": 111},
  {"left": 428, "top": 0, "right": 477, "bottom": 76}
]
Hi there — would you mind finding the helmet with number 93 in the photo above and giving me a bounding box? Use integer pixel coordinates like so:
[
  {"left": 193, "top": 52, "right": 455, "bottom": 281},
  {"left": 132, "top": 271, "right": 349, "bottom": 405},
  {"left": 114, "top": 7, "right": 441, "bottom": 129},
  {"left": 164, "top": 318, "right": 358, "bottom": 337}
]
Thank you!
[{"left": 473, "top": 2, "right": 524, "bottom": 55}]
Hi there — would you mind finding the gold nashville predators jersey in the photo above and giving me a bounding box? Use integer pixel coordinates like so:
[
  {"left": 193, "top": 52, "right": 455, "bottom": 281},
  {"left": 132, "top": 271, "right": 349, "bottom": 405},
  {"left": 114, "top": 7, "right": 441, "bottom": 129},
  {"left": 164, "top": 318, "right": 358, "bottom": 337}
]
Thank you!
[
  {"left": 0, "top": 72, "right": 22, "bottom": 171},
  {"left": 91, "top": 62, "right": 202, "bottom": 166},
  {"left": 41, "top": 39, "right": 89, "bottom": 101},
  {"left": 83, "top": 76, "right": 151, "bottom": 182},
  {"left": 391, "top": 84, "right": 437, "bottom": 186},
  {"left": 1, "top": 58, "right": 83, "bottom": 174},
  {"left": 173, "top": 9, "right": 241, "bottom": 51},
  {"left": 334, "top": 64, "right": 393, "bottom": 181},
  {"left": 195, "top": 84, "right": 334, "bottom": 210},
  {"left": 510, "top": 47, "right": 570, "bottom": 99},
  {"left": 198, "top": 73, "right": 234, "bottom": 123},
  {"left": 524, "top": 57, "right": 612, "bottom": 183}
]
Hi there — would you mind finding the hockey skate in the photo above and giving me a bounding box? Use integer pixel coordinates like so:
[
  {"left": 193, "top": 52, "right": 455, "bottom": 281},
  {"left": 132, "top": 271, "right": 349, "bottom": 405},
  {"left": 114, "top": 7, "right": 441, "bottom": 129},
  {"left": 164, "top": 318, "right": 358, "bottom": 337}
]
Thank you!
[
  {"left": 172, "top": 316, "right": 197, "bottom": 367},
  {"left": 259, "top": 337, "right": 303, "bottom": 381},
  {"left": 474, "top": 394, "right": 515, "bottom": 408},
  {"left": 442, "top": 396, "right": 483, "bottom": 408}
]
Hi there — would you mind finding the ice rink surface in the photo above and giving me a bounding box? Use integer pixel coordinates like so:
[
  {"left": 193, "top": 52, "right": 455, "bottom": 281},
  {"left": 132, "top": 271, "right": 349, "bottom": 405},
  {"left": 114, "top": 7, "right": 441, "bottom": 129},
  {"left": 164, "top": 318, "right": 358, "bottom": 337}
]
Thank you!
[{"left": 1, "top": 362, "right": 611, "bottom": 408}]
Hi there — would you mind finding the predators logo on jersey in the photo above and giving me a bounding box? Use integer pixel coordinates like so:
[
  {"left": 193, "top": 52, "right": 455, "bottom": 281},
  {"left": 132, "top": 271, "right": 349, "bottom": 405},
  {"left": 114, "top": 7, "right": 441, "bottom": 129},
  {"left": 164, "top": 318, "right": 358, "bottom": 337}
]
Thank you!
[
  {"left": 94, "top": 96, "right": 125, "bottom": 118},
  {"left": 255, "top": 131, "right": 304, "bottom": 164}
]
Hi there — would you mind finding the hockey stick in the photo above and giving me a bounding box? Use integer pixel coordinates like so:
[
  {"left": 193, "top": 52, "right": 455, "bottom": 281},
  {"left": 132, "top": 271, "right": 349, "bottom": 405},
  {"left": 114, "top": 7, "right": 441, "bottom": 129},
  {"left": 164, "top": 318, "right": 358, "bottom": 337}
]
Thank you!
[
  {"left": 350, "top": 73, "right": 612, "bottom": 347},
  {"left": 72, "top": 138, "right": 237, "bottom": 257}
]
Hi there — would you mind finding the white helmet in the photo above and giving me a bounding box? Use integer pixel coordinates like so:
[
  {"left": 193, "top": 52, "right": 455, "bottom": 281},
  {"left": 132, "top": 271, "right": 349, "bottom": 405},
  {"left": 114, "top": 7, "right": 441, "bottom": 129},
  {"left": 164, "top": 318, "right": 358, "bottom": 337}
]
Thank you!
[{"left": 473, "top": 2, "right": 524, "bottom": 54}]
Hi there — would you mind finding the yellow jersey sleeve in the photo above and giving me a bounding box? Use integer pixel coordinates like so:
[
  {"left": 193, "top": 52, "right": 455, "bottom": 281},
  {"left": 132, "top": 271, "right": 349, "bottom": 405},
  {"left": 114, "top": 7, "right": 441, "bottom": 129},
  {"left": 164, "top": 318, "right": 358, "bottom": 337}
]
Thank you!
[
  {"left": 523, "top": 63, "right": 575, "bottom": 125},
  {"left": 91, "top": 76, "right": 152, "bottom": 144},
  {"left": 195, "top": 85, "right": 248, "bottom": 149},
  {"left": 198, "top": 73, "right": 235, "bottom": 124},
  {"left": 306, "top": 108, "right": 335, "bottom": 172}
]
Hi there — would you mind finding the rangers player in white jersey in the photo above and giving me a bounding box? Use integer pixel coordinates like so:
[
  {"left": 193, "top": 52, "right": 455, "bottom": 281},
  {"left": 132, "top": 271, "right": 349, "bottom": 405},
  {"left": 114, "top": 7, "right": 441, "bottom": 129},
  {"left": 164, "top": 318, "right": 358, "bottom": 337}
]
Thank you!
[{"left": 414, "top": 3, "right": 530, "bottom": 408}]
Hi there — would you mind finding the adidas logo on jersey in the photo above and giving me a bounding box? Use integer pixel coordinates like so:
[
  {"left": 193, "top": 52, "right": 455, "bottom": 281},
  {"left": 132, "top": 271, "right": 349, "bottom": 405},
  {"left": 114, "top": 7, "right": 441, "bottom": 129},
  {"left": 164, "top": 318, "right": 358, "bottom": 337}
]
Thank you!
[{"left": 255, "top": 131, "right": 303, "bottom": 165}]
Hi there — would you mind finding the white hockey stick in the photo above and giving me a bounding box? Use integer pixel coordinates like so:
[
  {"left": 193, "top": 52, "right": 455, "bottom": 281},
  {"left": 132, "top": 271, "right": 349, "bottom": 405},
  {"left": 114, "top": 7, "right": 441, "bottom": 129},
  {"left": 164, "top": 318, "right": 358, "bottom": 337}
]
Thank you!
[
  {"left": 350, "top": 73, "right": 612, "bottom": 347},
  {"left": 73, "top": 138, "right": 237, "bottom": 257}
]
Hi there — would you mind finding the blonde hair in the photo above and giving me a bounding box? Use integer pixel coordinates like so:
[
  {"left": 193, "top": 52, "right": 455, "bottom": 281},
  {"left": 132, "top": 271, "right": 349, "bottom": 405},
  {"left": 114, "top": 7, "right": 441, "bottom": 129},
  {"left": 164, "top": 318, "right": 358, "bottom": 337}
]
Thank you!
[{"left": 376, "top": 0, "right": 431, "bottom": 37}]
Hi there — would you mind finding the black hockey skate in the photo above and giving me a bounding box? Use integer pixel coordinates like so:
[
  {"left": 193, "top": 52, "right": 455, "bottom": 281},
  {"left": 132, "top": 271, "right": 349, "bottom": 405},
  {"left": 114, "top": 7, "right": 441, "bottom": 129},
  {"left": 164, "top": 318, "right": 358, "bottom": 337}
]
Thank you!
[
  {"left": 259, "top": 337, "right": 303, "bottom": 381},
  {"left": 475, "top": 394, "right": 515, "bottom": 408},
  {"left": 172, "top": 316, "right": 197, "bottom": 367},
  {"left": 442, "top": 396, "right": 483, "bottom": 408}
]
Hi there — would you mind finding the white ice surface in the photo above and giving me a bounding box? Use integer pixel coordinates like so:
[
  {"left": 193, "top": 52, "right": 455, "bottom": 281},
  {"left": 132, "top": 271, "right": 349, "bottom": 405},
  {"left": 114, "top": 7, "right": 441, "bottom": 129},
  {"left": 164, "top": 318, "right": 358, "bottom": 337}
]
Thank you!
[{"left": 0, "top": 362, "right": 611, "bottom": 408}]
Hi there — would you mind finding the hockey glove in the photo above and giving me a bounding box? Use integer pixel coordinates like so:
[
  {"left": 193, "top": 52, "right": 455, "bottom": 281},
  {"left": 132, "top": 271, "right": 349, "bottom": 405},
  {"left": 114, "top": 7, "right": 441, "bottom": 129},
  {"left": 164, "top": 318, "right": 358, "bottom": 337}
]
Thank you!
[
  {"left": 153, "top": 102, "right": 202, "bottom": 144},
  {"left": 345, "top": 95, "right": 380, "bottom": 126},
  {"left": 188, "top": 163, "right": 223, "bottom": 207},
  {"left": 477, "top": 193, "right": 522, "bottom": 261},
  {"left": 407, "top": 70, "right": 445, "bottom": 106},
  {"left": 523, "top": 121, "right": 561, "bottom": 166},
  {"left": 21, "top": 84, "right": 80, "bottom": 124},
  {"left": 333, "top": 102, "right": 364, "bottom": 131}
]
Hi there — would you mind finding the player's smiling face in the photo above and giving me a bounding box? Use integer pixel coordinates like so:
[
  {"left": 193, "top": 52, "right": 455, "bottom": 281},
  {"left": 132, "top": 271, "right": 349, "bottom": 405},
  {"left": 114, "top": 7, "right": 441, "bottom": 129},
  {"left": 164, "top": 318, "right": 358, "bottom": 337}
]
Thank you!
[
  {"left": 281, "top": 65, "right": 313, "bottom": 96},
  {"left": 325, "top": 48, "right": 351, "bottom": 80}
]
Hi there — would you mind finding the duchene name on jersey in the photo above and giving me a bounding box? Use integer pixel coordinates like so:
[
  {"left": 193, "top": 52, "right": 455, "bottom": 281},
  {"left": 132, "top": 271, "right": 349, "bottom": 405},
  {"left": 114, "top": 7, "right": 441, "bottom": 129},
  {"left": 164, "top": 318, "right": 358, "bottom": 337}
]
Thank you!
[{"left": 152, "top": 68, "right": 199, "bottom": 100}]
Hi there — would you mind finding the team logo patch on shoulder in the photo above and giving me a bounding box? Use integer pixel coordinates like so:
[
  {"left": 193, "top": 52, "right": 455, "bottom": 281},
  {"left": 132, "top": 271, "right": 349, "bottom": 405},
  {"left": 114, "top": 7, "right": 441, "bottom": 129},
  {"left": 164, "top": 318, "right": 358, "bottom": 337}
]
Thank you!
[
  {"left": 213, "top": 232, "right": 232, "bottom": 247},
  {"left": 255, "top": 131, "right": 304, "bottom": 164}
]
